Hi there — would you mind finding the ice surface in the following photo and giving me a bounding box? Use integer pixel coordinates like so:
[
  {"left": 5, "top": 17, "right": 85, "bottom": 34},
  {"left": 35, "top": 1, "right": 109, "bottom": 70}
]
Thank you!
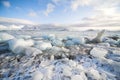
[
  {"left": 51, "top": 39, "right": 63, "bottom": 47},
  {"left": 34, "top": 41, "right": 52, "bottom": 50},
  {"left": 8, "top": 39, "right": 34, "bottom": 54},
  {"left": 16, "top": 35, "right": 31, "bottom": 40},
  {"left": 42, "top": 34, "right": 56, "bottom": 41},
  {"left": 0, "top": 33, "right": 14, "bottom": 43},
  {"left": 64, "top": 37, "right": 85, "bottom": 47},
  {"left": 0, "top": 30, "right": 120, "bottom": 80},
  {"left": 25, "top": 47, "right": 42, "bottom": 57}
]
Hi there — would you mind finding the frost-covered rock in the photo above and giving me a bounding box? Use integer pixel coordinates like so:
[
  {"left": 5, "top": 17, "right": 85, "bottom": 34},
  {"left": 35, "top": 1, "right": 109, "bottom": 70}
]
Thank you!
[
  {"left": 32, "top": 71, "right": 43, "bottom": 80},
  {"left": 8, "top": 39, "right": 34, "bottom": 54},
  {"left": 0, "top": 33, "right": 14, "bottom": 43},
  {"left": 90, "top": 47, "right": 108, "bottom": 59},
  {"left": 34, "top": 41, "right": 52, "bottom": 50}
]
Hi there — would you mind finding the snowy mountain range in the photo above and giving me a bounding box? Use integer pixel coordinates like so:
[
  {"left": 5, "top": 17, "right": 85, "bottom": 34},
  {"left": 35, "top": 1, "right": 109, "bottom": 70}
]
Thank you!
[
  {"left": 0, "top": 17, "right": 120, "bottom": 31},
  {"left": 0, "top": 17, "right": 68, "bottom": 31}
]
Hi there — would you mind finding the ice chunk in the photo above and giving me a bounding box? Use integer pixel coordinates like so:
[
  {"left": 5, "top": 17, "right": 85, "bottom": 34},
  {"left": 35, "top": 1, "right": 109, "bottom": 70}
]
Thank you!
[
  {"left": 90, "top": 47, "right": 108, "bottom": 59},
  {"left": 86, "top": 68, "right": 101, "bottom": 80},
  {"left": 45, "top": 46, "right": 69, "bottom": 57},
  {"left": 32, "top": 71, "right": 43, "bottom": 80},
  {"left": 62, "top": 66, "right": 72, "bottom": 76},
  {"left": 51, "top": 39, "right": 63, "bottom": 47},
  {"left": 71, "top": 75, "right": 84, "bottom": 80},
  {"left": 72, "top": 37, "right": 85, "bottom": 45},
  {"left": 97, "top": 43, "right": 110, "bottom": 47},
  {"left": 61, "top": 47, "right": 69, "bottom": 53},
  {"left": 64, "top": 37, "right": 85, "bottom": 47},
  {"left": 48, "top": 46, "right": 61, "bottom": 53},
  {"left": 92, "top": 30, "right": 105, "bottom": 43},
  {"left": 35, "top": 41, "right": 52, "bottom": 50},
  {"left": 8, "top": 39, "right": 34, "bottom": 54},
  {"left": 117, "top": 39, "right": 120, "bottom": 47},
  {"left": 105, "top": 39, "right": 117, "bottom": 46},
  {"left": 66, "top": 36, "right": 74, "bottom": 40},
  {"left": 65, "top": 36, "right": 85, "bottom": 43},
  {"left": 68, "top": 60, "right": 77, "bottom": 67},
  {"left": 25, "top": 47, "right": 42, "bottom": 57},
  {"left": 42, "top": 34, "right": 56, "bottom": 41},
  {"left": 71, "top": 38, "right": 81, "bottom": 45},
  {"left": 65, "top": 40, "right": 74, "bottom": 47},
  {"left": 0, "top": 33, "right": 14, "bottom": 43},
  {"left": 42, "top": 65, "right": 54, "bottom": 79}
]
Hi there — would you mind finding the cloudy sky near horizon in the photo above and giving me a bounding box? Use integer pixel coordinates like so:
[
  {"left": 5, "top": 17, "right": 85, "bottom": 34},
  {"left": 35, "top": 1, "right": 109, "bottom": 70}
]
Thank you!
[{"left": 0, "top": 0, "right": 120, "bottom": 27}]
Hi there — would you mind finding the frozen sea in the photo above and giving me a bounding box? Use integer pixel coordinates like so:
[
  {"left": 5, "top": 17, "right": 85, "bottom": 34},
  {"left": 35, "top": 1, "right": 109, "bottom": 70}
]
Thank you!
[{"left": 0, "top": 30, "right": 120, "bottom": 80}]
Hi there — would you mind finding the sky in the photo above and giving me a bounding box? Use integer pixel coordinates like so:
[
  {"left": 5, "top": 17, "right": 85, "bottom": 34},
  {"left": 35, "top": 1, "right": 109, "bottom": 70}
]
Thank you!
[{"left": 0, "top": 0, "right": 120, "bottom": 27}]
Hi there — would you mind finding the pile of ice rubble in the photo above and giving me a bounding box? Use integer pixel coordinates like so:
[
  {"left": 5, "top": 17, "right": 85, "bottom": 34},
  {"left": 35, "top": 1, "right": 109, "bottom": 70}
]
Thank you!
[{"left": 0, "top": 30, "right": 120, "bottom": 80}]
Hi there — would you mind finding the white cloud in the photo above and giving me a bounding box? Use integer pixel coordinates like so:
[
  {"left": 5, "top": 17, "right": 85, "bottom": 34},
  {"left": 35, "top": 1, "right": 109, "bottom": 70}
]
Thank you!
[
  {"left": 28, "top": 10, "right": 37, "bottom": 17},
  {"left": 52, "top": 0, "right": 60, "bottom": 4},
  {"left": 2, "top": 1, "right": 11, "bottom": 8},
  {"left": 71, "top": 0, "right": 91, "bottom": 11},
  {"left": 71, "top": 14, "right": 120, "bottom": 28},
  {"left": 69, "top": 0, "right": 120, "bottom": 28},
  {"left": 0, "top": 17, "right": 35, "bottom": 25},
  {"left": 70, "top": 0, "right": 120, "bottom": 14},
  {"left": 44, "top": 3, "right": 55, "bottom": 16}
]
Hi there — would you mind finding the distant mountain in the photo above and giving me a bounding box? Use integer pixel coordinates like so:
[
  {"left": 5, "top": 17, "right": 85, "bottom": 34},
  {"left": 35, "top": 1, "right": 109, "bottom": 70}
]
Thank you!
[
  {"left": 0, "top": 17, "right": 35, "bottom": 30},
  {"left": 0, "top": 17, "right": 35, "bottom": 25},
  {"left": 21, "top": 24, "right": 68, "bottom": 31},
  {"left": 0, "top": 17, "right": 69, "bottom": 31}
]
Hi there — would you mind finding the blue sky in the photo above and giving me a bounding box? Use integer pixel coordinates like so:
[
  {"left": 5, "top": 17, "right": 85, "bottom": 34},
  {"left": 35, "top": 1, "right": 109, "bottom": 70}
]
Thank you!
[
  {"left": 0, "top": 0, "right": 94, "bottom": 24},
  {"left": 0, "top": 0, "right": 120, "bottom": 26}
]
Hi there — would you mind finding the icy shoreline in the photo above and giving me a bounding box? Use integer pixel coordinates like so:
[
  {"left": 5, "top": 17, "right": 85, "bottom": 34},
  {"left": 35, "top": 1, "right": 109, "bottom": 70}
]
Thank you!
[{"left": 0, "top": 30, "right": 120, "bottom": 80}]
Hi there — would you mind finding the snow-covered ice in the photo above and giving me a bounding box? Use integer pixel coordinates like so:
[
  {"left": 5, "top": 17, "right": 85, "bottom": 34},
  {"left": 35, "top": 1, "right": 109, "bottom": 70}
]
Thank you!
[
  {"left": 34, "top": 41, "right": 52, "bottom": 50},
  {"left": 0, "top": 30, "right": 120, "bottom": 80},
  {"left": 90, "top": 47, "right": 108, "bottom": 59}
]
